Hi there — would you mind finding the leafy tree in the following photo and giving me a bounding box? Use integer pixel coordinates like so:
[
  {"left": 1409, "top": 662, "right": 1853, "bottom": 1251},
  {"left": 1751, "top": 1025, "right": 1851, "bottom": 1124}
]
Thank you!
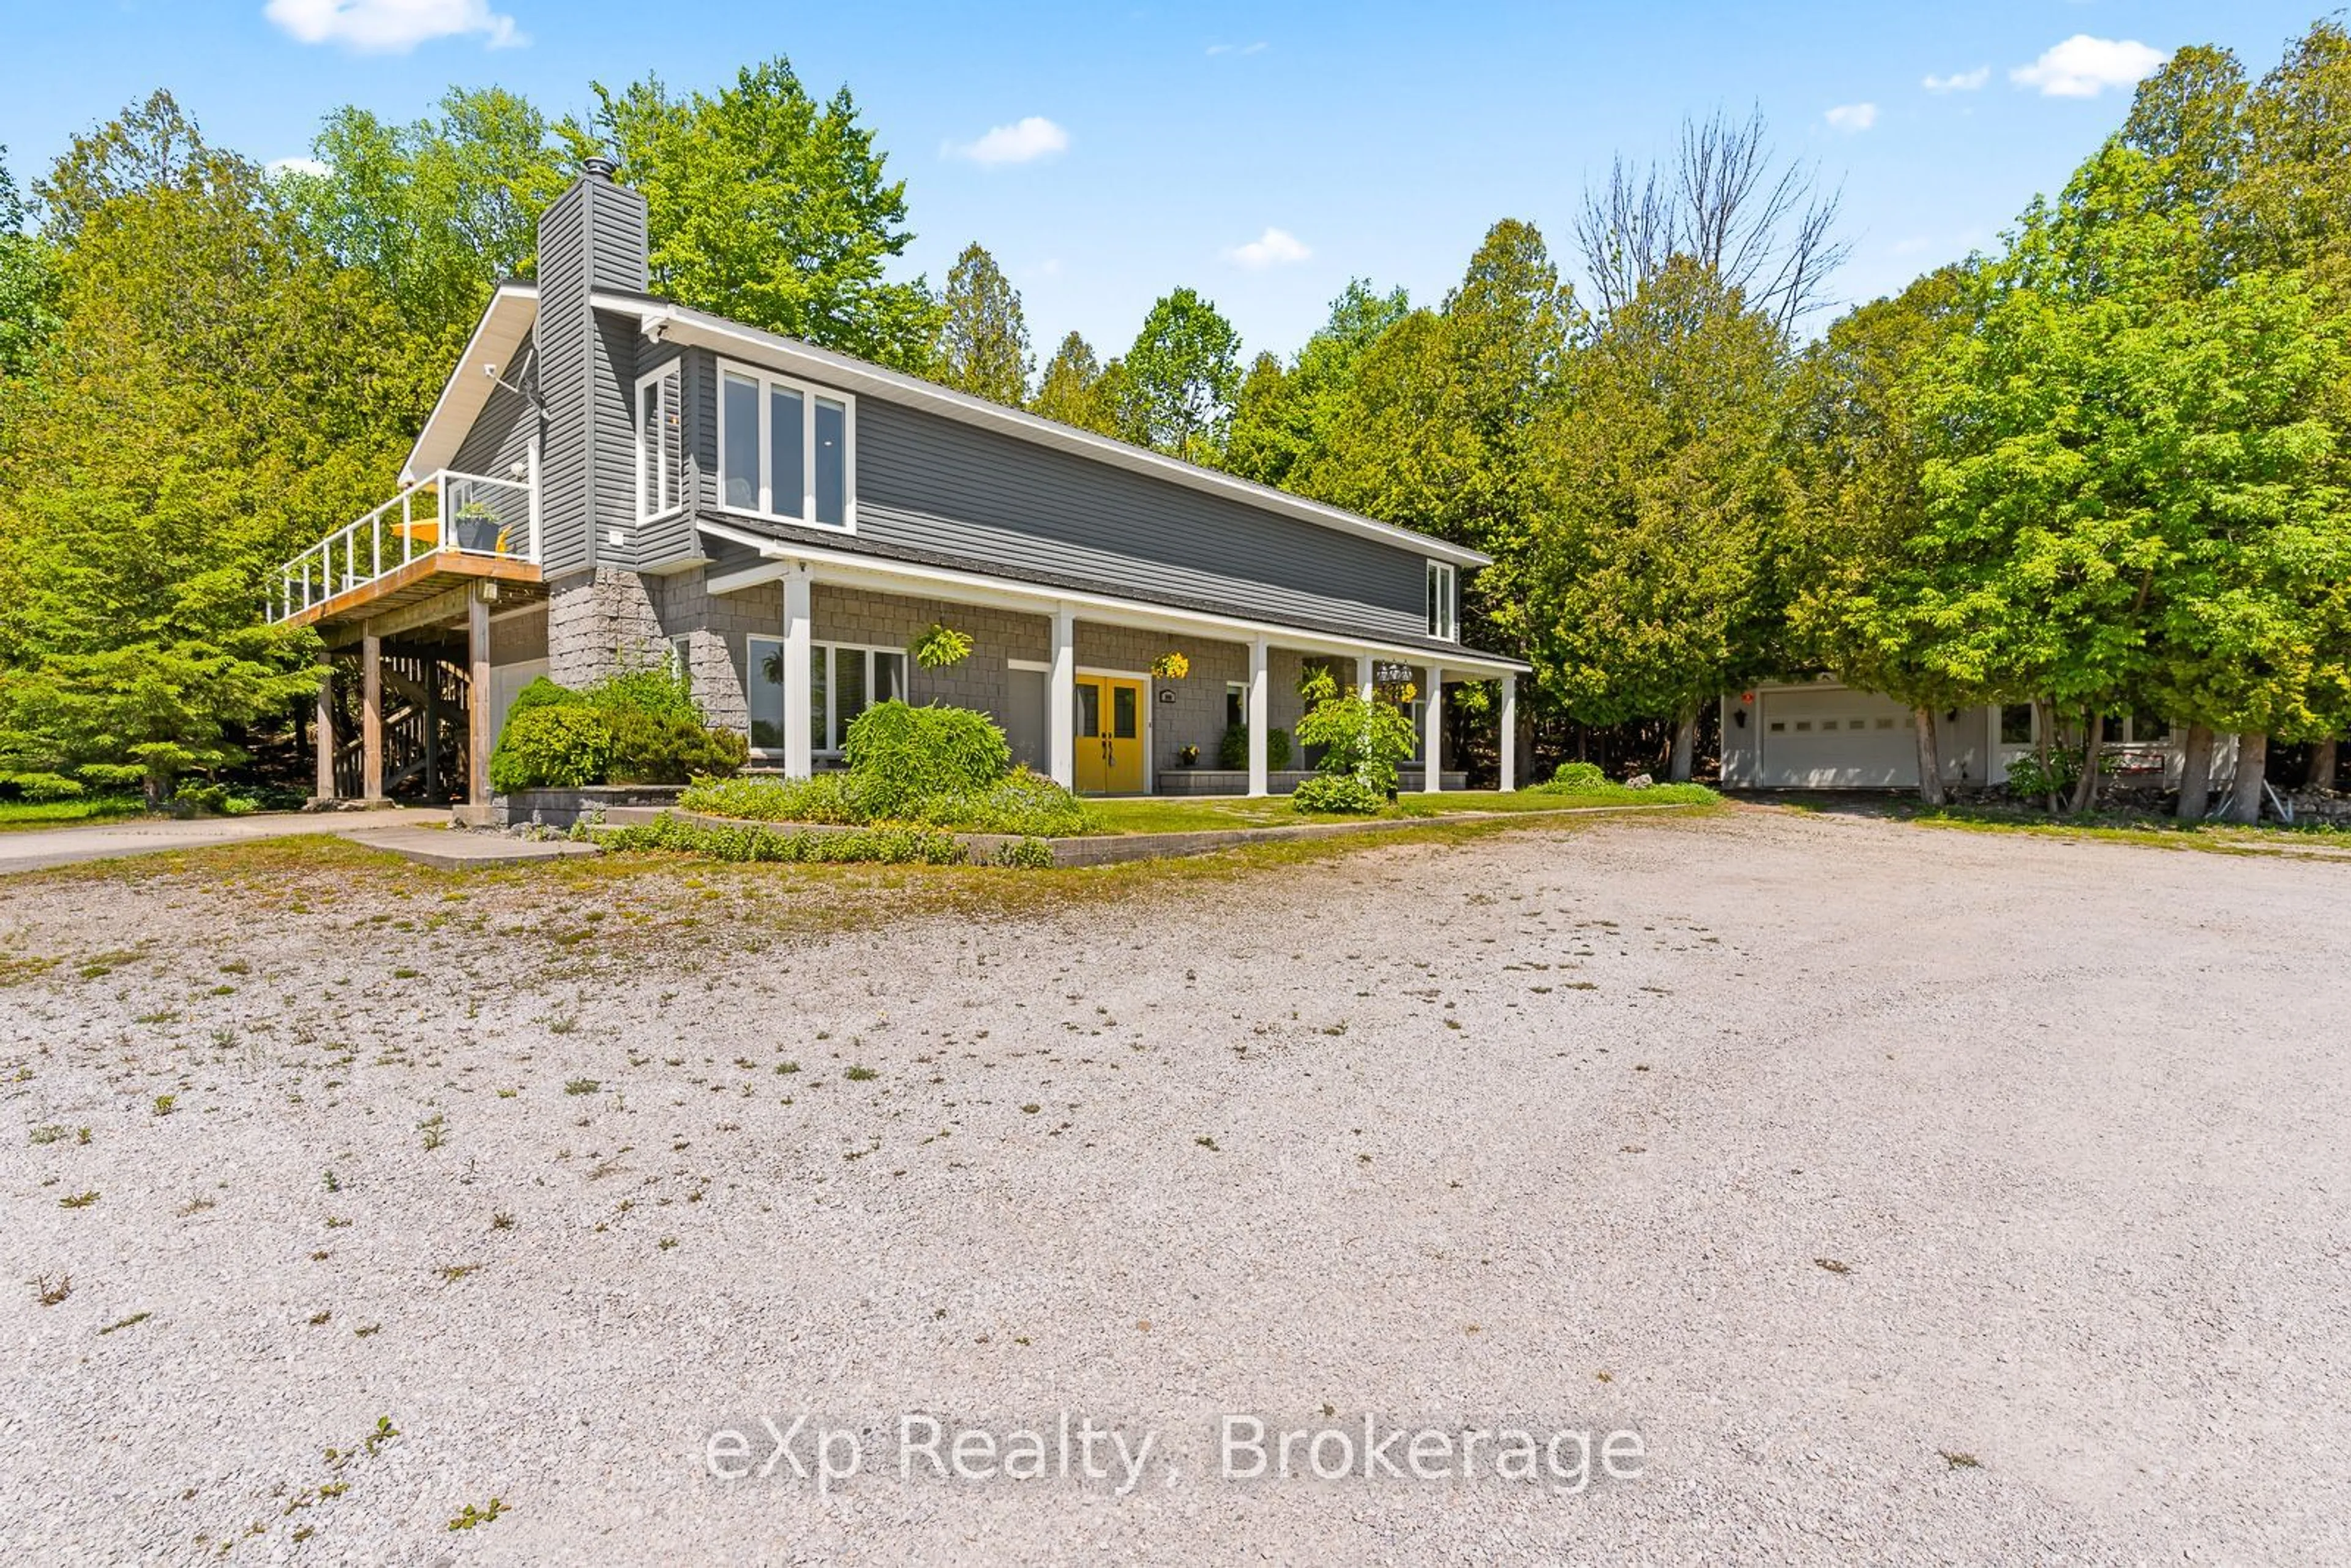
[
  {"left": 1527, "top": 257, "right": 1792, "bottom": 779},
  {"left": 0, "top": 149, "right": 63, "bottom": 379},
  {"left": 1783, "top": 267, "right": 1978, "bottom": 801},
  {"left": 280, "top": 87, "right": 572, "bottom": 345},
  {"left": 587, "top": 58, "right": 939, "bottom": 370},
  {"left": 931, "top": 241, "right": 1032, "bottom": 404},
  {"left": 1221, "top": 278, "right": 1409, "bottom": 489},
  {"left": 1117, "top": 286, "right": 1240, "bottom": 459},
  {"left": 1030, "top": 330, "right": 1123, "bottom": 435}
]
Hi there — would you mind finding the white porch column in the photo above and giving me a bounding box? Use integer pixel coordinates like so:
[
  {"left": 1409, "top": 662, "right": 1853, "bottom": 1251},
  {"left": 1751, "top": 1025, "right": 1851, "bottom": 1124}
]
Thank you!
[
  {"left": 781, "top": 566, "right": 814, "bottom": 779},
  {"left": 1356, "top": 652, "right": 1374, "bottom": 701},
  {"left": 1499, "top": 672, "right": 1518, "bottom": 793},
  {"left": 1048, "top": 604, "right": 1077, "bottom": 791},
  {"left": 1247, "top": 637, "right": 1271, "bottom": 798},
  {"left": 1422, "top": 666, "right": 1444, "bottom": 793}
]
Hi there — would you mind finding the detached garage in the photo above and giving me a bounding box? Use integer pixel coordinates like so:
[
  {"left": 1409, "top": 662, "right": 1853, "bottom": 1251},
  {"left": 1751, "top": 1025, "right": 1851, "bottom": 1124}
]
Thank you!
[{"left": 1720, "top": 681, "right": 1992, "bottom": 790}]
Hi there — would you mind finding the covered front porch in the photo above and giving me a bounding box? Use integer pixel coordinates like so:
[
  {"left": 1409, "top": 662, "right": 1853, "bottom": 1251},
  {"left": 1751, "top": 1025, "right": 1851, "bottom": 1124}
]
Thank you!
[{"left": 695, "top": 524, "right": 1524, "bottom": 798}]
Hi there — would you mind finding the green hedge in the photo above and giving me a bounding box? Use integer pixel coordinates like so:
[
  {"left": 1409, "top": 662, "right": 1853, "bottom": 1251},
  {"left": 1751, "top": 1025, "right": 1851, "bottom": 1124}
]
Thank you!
[
  {"left": 842, "top": 701, "right": 1011, "bottom": 806},
  {"left": 1291, "top": 773, "right": 1387, "bottom": 814},
  {"left": 488, "top": 667, "right": 746, "bottom": 792},
  {"left": 1529, "top": 761, "right": 1608, "bottom": 793},
  {"left": 599, "top": 812, "right": 969, "bottom": 864},
  {"left": 680, "top": 763, "right": 1086, "bottom": 838}
]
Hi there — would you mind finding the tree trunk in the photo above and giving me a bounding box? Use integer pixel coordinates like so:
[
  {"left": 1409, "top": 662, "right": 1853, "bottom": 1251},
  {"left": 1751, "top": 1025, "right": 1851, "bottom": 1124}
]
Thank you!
[
  {"left": 2176, "top": 724, "right": 2214, "bottom": 820},
  {"left": 2068, "top": 711, "right": 2102, "bottom": 815},
  {"left": 1669, "top": 708, "right": 1697, "bottom": 783},
  {"left": 2229, "top": 731, "right": 2269, "bottom": 824},
  {"left": 2035, "top": 700, "right": 2058, "bottom": 813},
  {"left": 1913, "top": 707, "right": 1945, "bottom": 806},
  {"left": 2310, "top": 738, "right": 2338, "bottom": 792}
]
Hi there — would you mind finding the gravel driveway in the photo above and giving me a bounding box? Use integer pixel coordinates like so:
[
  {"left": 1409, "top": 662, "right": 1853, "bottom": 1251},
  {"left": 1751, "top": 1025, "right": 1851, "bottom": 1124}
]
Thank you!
[{"left": 3, "top": 808, "right": 2345, "bottom": 1564}]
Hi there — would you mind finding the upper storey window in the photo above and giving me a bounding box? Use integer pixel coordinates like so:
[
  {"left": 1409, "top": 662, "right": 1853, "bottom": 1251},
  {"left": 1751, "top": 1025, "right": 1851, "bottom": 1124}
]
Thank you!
[
  {"left": 1427, "top": 560, "right": 1457, "bottom": 641},
  {"left": 719, "top": 359, "right": 853, "bottom": 529}
]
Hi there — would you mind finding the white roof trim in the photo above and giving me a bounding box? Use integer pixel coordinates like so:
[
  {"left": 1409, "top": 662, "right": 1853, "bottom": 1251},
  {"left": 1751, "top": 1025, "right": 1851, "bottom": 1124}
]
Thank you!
[
  {"left": 697, "top": 518, "right": 1527, "bottom": 677},
  {"left": 603, "top": 293, "right": 1493, "bottom": 569},
  {"left": 402, "top": 283, "right": 540, "bottom": 482}
]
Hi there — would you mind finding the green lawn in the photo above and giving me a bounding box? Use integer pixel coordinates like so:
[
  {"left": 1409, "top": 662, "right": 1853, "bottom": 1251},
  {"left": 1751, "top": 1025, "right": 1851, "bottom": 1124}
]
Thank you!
[
  {"left": 0, "top": 795, "right": 148, "bottom": 832},
  {"left": 1076, "top": 785, "right": 1715, "bottom": 836}
]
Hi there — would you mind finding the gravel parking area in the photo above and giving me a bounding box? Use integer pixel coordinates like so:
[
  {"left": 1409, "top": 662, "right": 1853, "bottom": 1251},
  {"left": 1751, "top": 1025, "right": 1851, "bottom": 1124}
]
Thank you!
[{"left": 4, "top": 808, "right": 2347, "bottom": 1564}]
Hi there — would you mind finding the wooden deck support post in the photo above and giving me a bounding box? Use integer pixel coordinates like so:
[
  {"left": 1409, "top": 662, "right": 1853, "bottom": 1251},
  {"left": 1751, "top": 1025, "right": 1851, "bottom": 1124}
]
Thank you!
[
  {"left": 313, "top": 666, "right": 336, "bottom": 800},
  {"left": 361, "top": 632, "right": 384, "bottom": 802},
  {"left": 468, "top": 588, "right": 492, "bottom": 807}
]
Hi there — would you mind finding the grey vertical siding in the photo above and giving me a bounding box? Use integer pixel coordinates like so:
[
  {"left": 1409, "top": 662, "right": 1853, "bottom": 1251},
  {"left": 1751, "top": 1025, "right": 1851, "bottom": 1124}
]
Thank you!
[
  {"left": 449, "top": 327, "right": 538, "bottom": 479},
  {"left": 592, "top": 307, "right": 637, "bottom": 564},
  {"left": 533, "top": 171, "right": 651, "bottom": 579},
  {"left": 628, "top": 339, "right": 703, "bottom": 571}
]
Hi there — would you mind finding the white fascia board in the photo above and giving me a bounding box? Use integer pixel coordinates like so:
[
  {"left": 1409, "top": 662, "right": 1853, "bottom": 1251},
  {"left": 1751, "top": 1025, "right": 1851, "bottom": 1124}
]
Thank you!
[
  {"left": 403, "top": 283, "right": 541, "bottom": 482},
  {"left": 597, "top": 293, "right": 1491, "bottom": 571},
  {"left": 696, "top": 519, "right": 1527, "bottom": 677}
]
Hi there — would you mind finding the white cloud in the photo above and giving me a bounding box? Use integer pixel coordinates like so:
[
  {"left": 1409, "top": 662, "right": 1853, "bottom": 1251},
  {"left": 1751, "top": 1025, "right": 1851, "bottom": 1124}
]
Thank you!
[
  {"left": 263, "top": 0, "right": 523, "bottom": 52},
  {"left": 267, "top": 156, "right": 332, "bottom": 178},
  {"left": 1824, "top": 102, "right": 1878, "bottom": 132},
  {"left": 1206, "top": 41, "right": 1267, "bottom": 56},
  {"left": 1922, "top": 66, "right": 1991, "bottom": 93},
  {"left": 2010, "top": 35, "right": 2166, "bottom": 98},
  {"left": 1226, "top": 227, "right": 1311, "bottom": 269},
  {"left": 943, "top": 116, "right": 1070, "bottom": 166}
]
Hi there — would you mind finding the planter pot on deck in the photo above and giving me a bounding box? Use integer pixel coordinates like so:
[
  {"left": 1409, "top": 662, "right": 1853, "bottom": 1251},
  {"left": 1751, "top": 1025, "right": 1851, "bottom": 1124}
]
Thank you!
[{"left": 452, "top": 517, "right": 502, "bottom": 552}]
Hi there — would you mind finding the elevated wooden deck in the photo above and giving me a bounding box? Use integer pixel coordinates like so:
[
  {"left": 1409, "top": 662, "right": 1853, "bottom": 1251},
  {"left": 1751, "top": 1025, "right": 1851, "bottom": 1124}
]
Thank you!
[{"left": 293, "top": 550, "right": 544, "bottom": 644}]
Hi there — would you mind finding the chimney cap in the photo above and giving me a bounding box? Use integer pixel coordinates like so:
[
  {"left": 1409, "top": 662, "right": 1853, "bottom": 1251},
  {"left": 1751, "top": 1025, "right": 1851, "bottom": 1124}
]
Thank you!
[{"left": 581, "top": 156, "right": 617, "bottom": 181}]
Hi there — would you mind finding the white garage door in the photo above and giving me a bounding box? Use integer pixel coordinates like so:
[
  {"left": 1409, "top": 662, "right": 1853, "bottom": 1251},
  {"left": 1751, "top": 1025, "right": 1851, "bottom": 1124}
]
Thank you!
[{"left": 1758, "top": 687, "right": 1916, "bottom": 787}]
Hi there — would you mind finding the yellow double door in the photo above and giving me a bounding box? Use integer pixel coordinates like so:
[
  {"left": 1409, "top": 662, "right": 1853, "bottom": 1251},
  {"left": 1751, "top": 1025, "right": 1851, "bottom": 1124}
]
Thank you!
[{"left": 1073, "top": 675, "right": 1146, "bottom": 795}]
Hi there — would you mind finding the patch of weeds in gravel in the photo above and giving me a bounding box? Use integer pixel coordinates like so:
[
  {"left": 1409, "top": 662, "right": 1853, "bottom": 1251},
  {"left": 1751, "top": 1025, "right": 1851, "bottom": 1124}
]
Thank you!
[
  {"left": 28, "top": 1123, "right": 66, "bottom": 1145},
  {"left": 418, "top": 1114, "right": 446, "bottom": 1151},
  {"left": 844, "top": 1065, "right": 877, "bottom": 1082},
  {"left": 448, "top": 1497, "right": 506, "bottom": 1531},
  {"left": 564, "top": 1078, "right": 599, "bottom": 1096},
  {"left": 491, "top": 1211, "right": 516, "bottom": 1231},
  {"left": 177, "top": 1194, "right": 216, "bottom": 1216},
  {"left": 1815, "top": 1257, "right": 1851, "bottom": 1275},
  {"left": 98, "top": 1310, "right": 149, "bottom": 1335},
  {"left": 59, "top": 1189, "right": 99, "bottom": 1209},
  {"left": 1940, "top": 1450, "right": 1981, "bottom": 1471},
  {"left": 152, "top": 1093, "right": 176, "bottom": 1117},
  {"left": 33, "top": 1272, "right": 71, "bottom": 1306},
  {"left": 437, "top": 1262, "right": 481, "bottom": 1283}
]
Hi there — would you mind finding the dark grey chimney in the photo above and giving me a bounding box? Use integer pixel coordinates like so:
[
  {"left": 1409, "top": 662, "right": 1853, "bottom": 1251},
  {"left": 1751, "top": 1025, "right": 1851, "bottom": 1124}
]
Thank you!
[{"left": 533, "top": 162, "right": 650, "bottom": 580}]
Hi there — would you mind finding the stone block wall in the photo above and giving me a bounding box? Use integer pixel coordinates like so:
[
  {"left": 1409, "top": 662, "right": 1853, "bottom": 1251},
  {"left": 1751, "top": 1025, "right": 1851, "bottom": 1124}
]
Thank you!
[{"left": 547, "top": 568, "right": 664, "bottom": 687}]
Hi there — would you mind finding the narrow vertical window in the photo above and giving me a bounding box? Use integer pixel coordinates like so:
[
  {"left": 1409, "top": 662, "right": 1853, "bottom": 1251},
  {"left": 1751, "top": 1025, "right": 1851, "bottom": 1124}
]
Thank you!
[
  {"left": 637, "top": 364, "right": 681, "bottom": 520},
  {"left": 769, "top": 386, "right": 805, "bottom": 519},
  {"left": 1426, "top": 561, "right": 1457, "bottom": 640},
  {"left": 721, "top": 373, "right": 759, "bottom": 510},
  {"left": 814, "top": 397, "right": 847, "bottom": 526}
]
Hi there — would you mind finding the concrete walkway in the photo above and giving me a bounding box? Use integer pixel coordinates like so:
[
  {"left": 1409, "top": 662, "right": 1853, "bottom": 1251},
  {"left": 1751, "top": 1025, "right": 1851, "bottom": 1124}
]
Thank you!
[{"left": 0, "top": 808, "right": 459, "bottom": 876}]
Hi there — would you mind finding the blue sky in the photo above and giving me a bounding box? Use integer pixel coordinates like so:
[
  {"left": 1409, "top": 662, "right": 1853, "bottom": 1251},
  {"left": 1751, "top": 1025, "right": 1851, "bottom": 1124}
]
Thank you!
[{"left": 1, "top": 2, "right": 2330, "bottom": 359}]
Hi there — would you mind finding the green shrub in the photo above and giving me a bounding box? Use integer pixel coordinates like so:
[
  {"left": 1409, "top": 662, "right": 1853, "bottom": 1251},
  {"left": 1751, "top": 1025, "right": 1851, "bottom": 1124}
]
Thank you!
[
  {"left": 489, "top": 707, "right": 614, "bottom": 791},
  {"left": 680, "top": 773, "right": 865, "bottom": 823},
  {"left": 604, "top": 708, "right": 749, "bottom": 784},
  {"left": 844, "top": 701, "right": 1011, "bottom": 807},
  {"left": 1292, "top": 694, "right": 1414, "bottom": 797},
  {"left": 585, "top": 664, "right": 698, "bottom": 723},
  {"left": 1291, "top": 774, "right": 1387, "bottom": 814},
  {"left": 1217, "top": 723, "right": 1292, "bottom": 771},
  {"left": 991, "top": 836, "right": 1056, "bottom": 868},
  {"left": 1530, "top": 761, "right": 1609, "bottom": 793},
  {"left": 909, "top": 768, "right": 1087, "bottom": 836},
  {"left": 598, "top": 812, "right": 966, "bottom": 864},
  {"left": 504, "top": 676, "right": 581, "bottom": 721}
]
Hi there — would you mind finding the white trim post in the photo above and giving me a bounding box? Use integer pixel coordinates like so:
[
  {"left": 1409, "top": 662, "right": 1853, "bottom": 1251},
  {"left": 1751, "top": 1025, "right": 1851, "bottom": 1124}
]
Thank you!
[
  {"left": 1357, "top": 652, "right": 1374, "bottom": 702},
  {"left": 1048, "top": 604, "right": 1077, "bottom": 790},
  {"left": 1499, "top": 672, "right": 1517, "bottom": 793},
  {"left": 1247, "top": 637, "right": 1271, "bottom": 798},
  {"left": 782, "top": 566, "right": 814, "bottom": 779},
  {"left": 1423, "top": 666, "right": 1444, "bottom": 793}
]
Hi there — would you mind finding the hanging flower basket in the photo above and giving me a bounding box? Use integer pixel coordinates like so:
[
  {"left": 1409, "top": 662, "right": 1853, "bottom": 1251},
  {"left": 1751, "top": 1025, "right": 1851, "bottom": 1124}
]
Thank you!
[
  {"left": 910, "top": 623, "right": 973, "bottom": 670},
  {"left": 1151, "top": 651, "right": 1190, "bottom": 681}
]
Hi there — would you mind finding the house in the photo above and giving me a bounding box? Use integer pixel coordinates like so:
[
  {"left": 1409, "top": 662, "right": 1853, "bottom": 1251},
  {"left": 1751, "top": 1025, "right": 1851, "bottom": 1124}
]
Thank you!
[
  {"left": 1719, "top": 680, "right": 2235, "bottom": 793},
  {"left": 272, "top": 159, "right": 1528, "bottom": 805}
]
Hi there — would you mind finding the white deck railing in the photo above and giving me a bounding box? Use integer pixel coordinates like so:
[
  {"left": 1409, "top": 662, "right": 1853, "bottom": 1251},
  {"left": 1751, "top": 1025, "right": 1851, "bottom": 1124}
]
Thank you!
[{"left": 272, "top": 469, "right": 537, "bottom": 622}]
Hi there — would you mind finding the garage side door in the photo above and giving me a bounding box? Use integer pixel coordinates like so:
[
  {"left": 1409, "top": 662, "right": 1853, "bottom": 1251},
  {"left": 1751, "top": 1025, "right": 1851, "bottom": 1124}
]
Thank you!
[{"left": 1759, "top": 688, "right": 1918, "bottom": 788}]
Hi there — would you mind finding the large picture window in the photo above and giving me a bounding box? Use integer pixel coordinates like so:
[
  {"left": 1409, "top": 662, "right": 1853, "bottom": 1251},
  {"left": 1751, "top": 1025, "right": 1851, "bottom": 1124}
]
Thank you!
[
  {"left": 744, "top": 638, "right": 906, "bottom": 755},
  {"left": 1426, "top": 560, "right": 1457, "bottom": 641},
  {"left": 719, "top": 361, "right": 853, "bottom": 528}
]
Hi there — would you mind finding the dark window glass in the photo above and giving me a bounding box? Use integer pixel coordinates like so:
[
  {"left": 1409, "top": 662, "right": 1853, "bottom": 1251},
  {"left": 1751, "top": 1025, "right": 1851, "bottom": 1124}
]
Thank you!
[
  {"left": 2000, "top": 704, "right": 2034, "bottom": 745},
  {"left": 1112, "top": 684, "right": 1138, "bottom": 740},
  {"left": 814, "top": 397, "right": 847, "bottom": 525},
  {"left": 722, "top": 375, "right": 760, "bottom": 509},
  {"left": 770, "top": 386, "right": 804, "bottom": 518}
]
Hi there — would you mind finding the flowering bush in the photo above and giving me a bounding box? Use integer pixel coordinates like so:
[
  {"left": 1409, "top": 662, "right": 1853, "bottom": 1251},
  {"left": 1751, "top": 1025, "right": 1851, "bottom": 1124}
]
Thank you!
[{"left": 1150, "top": 651, "right": 1190, "bottom": 680}]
